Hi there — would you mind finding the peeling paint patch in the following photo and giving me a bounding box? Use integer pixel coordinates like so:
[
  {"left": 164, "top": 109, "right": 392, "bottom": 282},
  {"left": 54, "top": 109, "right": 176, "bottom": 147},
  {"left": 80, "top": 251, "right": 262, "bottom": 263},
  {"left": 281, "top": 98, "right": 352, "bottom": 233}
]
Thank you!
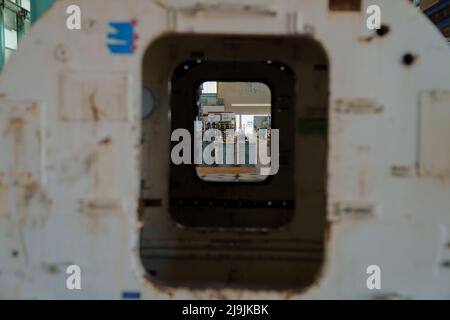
[
  {"left": 331, "top": 203, "right": 375, "bottom": 221},
  {"left": 0, "top": 100, "right": 43, "bottom": 184},
  {"left": 391, "top": 166, "right": 413, "bottom": 178},
  {"left": 335, "top": 98, "right": 383, "bottom": 115},
  {"left": 329, "top": 0, "right": 361, "bottom": 12},
  {"left": 419, "top": 90, "right": 450, "bottom": 179},
  {"left": 79, "top": 198, "right": 124, "bottom": 232},
  {"left": 59, "top": 72, "right": 131, "bottom": 122},
  {"left": 372, "top": 292, "right": 411, "bottom": 300}
]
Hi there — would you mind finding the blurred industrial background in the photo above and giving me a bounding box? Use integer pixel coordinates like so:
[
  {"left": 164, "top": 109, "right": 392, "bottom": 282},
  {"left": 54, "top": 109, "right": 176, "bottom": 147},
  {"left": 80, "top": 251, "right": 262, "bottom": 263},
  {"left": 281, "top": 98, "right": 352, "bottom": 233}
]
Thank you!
[{"left": 0, "top": 0, "right": 52, "bottom": 68}]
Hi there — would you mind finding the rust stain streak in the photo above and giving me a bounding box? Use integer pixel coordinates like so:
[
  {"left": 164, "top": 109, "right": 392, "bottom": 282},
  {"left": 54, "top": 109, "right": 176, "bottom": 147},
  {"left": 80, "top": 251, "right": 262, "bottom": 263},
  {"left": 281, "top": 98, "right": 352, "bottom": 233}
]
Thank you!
[
  {"left": 89, "top": 90, "right": 100, "bottom": 121},
  {"left": 5, "top": 117, "right": 25, "bottom": 169}
]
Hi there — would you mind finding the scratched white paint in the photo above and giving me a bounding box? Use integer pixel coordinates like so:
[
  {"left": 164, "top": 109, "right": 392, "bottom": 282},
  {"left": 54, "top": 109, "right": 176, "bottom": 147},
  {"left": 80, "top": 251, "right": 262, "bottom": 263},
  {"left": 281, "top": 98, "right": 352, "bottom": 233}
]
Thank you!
[{"left": 0, "top": 0, "right": 449, "bottom": 299}]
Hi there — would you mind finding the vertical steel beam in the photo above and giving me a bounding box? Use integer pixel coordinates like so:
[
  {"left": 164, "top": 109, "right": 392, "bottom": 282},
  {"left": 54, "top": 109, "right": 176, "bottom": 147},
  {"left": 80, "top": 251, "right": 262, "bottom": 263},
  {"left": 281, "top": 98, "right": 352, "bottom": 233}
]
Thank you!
[{"left": 17, "top": 10, "right": 26, "bottom": 42}]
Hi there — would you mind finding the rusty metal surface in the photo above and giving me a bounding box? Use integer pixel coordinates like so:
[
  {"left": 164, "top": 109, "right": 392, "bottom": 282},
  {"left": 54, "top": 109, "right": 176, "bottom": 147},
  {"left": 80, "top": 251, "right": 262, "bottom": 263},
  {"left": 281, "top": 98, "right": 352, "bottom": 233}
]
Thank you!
[{"left": 0, "top": 0, "right": 449, "bottom": 299}]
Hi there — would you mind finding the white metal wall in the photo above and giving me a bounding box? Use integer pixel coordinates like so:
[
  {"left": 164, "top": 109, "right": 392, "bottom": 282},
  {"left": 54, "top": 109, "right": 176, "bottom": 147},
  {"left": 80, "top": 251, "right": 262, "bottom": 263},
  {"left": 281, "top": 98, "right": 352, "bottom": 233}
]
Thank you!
[{"left": 0, "top": 0, "right": 449, "bottom": 299}]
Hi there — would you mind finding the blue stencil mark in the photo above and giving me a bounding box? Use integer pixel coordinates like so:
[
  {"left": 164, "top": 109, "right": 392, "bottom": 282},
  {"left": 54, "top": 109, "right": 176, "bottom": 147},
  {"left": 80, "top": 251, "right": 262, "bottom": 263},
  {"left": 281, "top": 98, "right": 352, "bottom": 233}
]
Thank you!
[
  {"left": 122, "top": 291, "right": 141, "bottom": 300},
  {"left": 107, "top": 21, "right": 137, "bottom": 55}
]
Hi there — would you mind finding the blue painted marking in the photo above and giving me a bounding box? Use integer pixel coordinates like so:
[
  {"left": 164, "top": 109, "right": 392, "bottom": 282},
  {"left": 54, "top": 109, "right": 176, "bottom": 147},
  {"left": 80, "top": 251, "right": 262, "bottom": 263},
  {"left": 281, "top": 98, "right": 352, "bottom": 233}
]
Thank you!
[
  {"left": 107, "top": 21, "right": 137, "bottom": 55},
  {"left": 122, "top": 291, "right": 141, "bottom": 300}
]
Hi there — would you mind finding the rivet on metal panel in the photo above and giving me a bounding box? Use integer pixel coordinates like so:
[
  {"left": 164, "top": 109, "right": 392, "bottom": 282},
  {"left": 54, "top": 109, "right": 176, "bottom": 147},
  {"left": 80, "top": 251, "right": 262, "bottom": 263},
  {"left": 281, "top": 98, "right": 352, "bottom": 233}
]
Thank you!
[
  {"left": 359, "top": 25, "right": 391, "bottom": 42},
  {"left": 54, "top": 44, "right": 70, "bottom": 62},
  {"left": 402, "top": 53, "right": 418, "bottom": 67},
  {"left": 376, "top": 25, "right": 391, "bottom": 37}
]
